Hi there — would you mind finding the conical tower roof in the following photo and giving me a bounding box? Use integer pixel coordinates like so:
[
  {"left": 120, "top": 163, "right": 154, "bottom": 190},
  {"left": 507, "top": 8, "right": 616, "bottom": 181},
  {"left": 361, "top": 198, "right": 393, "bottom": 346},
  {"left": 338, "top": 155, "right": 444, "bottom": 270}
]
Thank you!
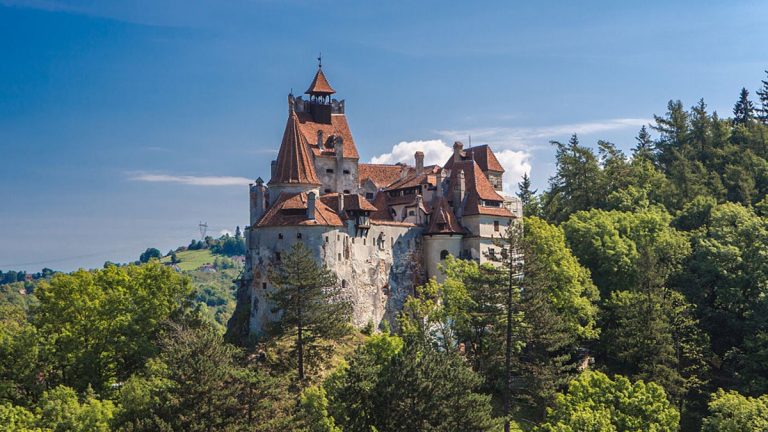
[
  {"left": 305, "top": 68, "right": 336, "bottom": 95},
  {"left": 269, "top": 111, "right": 321, "bottom": 185},
  {"left": 426, "top": 197, "right": 464, "bottom": 235}
]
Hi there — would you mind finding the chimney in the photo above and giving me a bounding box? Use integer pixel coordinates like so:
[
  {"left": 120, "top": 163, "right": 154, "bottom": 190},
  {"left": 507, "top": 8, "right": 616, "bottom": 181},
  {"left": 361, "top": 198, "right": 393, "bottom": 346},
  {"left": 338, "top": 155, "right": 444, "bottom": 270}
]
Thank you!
[
  {"left": 434, "top": 170, "right": 443, "bottom": 203},
  {"left": 307, "top": 192, "right": 316, "bottom": 220},
  {"left": 317, "top": 130, "right": 323, "bottom": 147},
  {"left": 338, "top": 192, "right": 345, "bottom": 213},
  {"left": 415, "top": 151, "right": 424, "bottom": 175},
  {"left": 250, "top": 177, "right": 267, "bottom": 225},
  {"left": 453, "top": 169, "right": 466, "bottom": 216},
  {"left": 453, "top": 141, "right": 464, "bottom": 163}
]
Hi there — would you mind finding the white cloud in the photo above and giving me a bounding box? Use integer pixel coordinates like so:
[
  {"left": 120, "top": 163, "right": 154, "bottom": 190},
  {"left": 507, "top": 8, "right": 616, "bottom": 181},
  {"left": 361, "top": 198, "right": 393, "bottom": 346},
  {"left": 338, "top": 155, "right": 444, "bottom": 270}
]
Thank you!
[
  {"left": 370, "top": 139, "right": 531, "bottom": 194},
  {"left": 130, "top": 173, "right": 253, "bottom": 187},
  {"left": 219, "top": 229, "right": 233, "bottom": 237},
  {"left": 495, "top": 150, "right": 532, "bottom": 194},
  {"left": 370, "top": 139, "right": 454, "bottom": 166},
  {"left": 437, "top": 118, "right": 650, "bottom": 150}
]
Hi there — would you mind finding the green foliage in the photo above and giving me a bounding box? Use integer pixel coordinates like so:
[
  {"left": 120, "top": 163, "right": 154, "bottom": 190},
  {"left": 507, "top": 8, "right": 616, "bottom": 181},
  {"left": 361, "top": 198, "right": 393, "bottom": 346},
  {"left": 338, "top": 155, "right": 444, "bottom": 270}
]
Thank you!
[
  {"left": 0, "top": 304, "right": 42, "bottom": 406},
  {"left": 298, "top": 386, "right": 342, "bottom": 432},
  {"left": 33, "top": 262, "right": 192, "bottom": 393},
  {"left": 35, "top": 385, "right": 114, "bottom": 432},
  {"left": 138, "top": 248, "right": 161, "bottom": 264},
  {"left": 0, "top": 403, "right": 41, "bottom": 432},
  {"left": 701, "top": 389, "right": 768, "bottom": 432},
  {"left": 562, "top": 208, "right": 690, "bottom": 296},
  {"left": 268, "top": 242, "right": 352, "bottom": 381},
  {"left": 326, "top": 334, "right": 497, "bottom": 431},
  {"left": 114, "top": 321, "right": 247, "bottom": 431},
  {"left": 537, "top": 371, "right": 680, "bottom": 432}
]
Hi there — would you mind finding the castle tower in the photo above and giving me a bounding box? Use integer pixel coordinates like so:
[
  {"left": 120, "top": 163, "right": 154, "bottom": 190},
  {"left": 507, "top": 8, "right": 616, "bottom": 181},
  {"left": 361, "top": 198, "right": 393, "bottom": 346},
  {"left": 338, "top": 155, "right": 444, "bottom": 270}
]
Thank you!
[
  {"left": 267, "top": 110, "right": 321, "bottom": 205},
  {"left": 423, "top": 197, "right": 464, "bottom": 282}
]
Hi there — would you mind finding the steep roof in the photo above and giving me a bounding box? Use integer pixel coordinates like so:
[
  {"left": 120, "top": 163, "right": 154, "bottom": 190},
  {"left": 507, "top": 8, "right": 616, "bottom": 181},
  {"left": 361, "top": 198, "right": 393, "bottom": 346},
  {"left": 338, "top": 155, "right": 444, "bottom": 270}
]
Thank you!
[
  {"left": 270, "top": 112, "right": 321, "bottom": 185},
  {"left": 425, "top": 197, "right": 464, "bottom": 235},
  {"left": 319, "top": 193, "right": 378, "bottom": 213},
  {"left": 449, "top": 160, "right": 514, "bottom": 217},
  {"left": 296, "top": 112, "right": 360, "bottom": 159},
  {"left": 386, "top": 165, "right": 440, "bottom": 191},
  {"left": 257, "top": 192, "right": 343, "bottom": 227},
  {"left": 305, "top": 68, "right": 336, "bottom": 95},
  {"left": 444, "top": 144, "right": 505, "bottom": 173},
  {"left": 359, "top": 164, "right": 404, "bottom": 188}
]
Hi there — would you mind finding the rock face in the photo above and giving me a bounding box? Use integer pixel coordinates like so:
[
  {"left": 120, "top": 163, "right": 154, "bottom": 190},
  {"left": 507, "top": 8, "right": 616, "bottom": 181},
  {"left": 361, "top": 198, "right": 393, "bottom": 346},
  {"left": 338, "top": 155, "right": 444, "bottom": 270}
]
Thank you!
[{"left": 237, "top": 222, "right": 422, "bottom": 336}]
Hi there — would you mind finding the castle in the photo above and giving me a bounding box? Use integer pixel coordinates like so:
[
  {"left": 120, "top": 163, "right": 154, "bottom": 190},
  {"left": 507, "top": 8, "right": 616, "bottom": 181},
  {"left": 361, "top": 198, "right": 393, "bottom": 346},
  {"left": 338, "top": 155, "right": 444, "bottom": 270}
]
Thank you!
[{"left": 239, "top": 66, "right": 522, "bottom": 334}]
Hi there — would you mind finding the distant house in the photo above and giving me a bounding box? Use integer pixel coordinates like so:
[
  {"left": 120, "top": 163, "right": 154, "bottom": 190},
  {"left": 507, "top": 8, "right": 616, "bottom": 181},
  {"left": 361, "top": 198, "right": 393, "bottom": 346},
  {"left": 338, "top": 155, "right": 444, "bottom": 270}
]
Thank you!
[{"left": 198, "top": 264, "right": 217, "bottom": 273}]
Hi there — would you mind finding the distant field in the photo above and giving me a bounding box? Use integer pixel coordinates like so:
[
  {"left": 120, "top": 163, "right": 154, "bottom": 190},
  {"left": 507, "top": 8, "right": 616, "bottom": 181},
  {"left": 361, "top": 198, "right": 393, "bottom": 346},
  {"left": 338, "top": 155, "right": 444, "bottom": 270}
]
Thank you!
[{"left": 160, "top": 249, "right": 217, "bottom": 271}]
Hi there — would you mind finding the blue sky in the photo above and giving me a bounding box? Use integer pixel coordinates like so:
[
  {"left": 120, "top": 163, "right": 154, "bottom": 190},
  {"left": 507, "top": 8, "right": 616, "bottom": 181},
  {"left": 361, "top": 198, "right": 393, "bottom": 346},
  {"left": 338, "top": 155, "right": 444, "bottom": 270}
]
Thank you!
[{"left": 1, "top": 0, "right": 767, "bottom": 272}]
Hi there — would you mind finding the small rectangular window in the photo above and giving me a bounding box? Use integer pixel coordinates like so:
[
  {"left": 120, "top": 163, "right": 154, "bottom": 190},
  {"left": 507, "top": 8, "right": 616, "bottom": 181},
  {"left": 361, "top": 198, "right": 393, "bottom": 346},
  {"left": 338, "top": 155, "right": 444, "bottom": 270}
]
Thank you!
[
  {"left": 494, "top": 221, "right": 500, "bottom": 232},
  {"left": 366, "top": 192, "right": 374, "bottom": 199},
  {"left": 343, "top": 169, "right": 350, "bottom": 175},
  {"left": 326, "top": 168, "right": 334, "bottom": 173},
  {"left": 262, "top": 282, "right": 267, "bottom": 290},
  {"left": 278, "top": 233, "right": 283, "bottom": 239},
  {"left": 297, "top": 232, "right": 302, "bottom": 239}
]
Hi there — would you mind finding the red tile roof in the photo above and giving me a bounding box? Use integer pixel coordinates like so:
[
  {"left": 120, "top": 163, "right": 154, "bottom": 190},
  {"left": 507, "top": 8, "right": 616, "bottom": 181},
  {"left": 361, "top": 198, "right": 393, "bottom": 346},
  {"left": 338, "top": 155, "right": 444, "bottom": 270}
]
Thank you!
[
  {"left": 386, "top": 166, "right": 440, "bottom": 191},
  {"left": 270, "top": 112, "right": 321, "bottom": 186},
  {"left": 425, "top": 197, "right": 464, "bottom": 235},
  {"left": 296, "top": 112, "right": 360, "bottom": 159},
  {"left": 450, "top": 160, "right": 514, "bottom": 217},
  {"left": 359, "top": 164, "right": 404, "bottom": 188},
  {"left": 305, "top": 68, "right": 336, "bottom": 95},
  {"left": 444, "top": 144, "right": 505, "bottom": 173},
  {"left": 319, "top": 193, "right": 378, "bottom": 213},
  {"left": 257, "top": 192, "right": 344, "bottom": 227}
]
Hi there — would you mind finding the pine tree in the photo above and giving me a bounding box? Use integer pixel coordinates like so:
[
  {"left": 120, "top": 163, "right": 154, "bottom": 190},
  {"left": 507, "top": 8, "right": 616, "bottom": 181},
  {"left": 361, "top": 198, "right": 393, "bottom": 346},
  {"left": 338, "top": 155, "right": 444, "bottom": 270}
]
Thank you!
[
  {"left": 757, "top": 70, "right": 768, "bottom": 124},
  {"left": 733, "top": 87, "right": 755, "bottom": 125},
  {"left": 268, "top": 242, "right": 352, "bottom": 382},
  {"left": 516, "top": 172, "right": 539, "bottom": 216},
  {"left": 633, "top": 125, "right": 655, "bottom": 160}
]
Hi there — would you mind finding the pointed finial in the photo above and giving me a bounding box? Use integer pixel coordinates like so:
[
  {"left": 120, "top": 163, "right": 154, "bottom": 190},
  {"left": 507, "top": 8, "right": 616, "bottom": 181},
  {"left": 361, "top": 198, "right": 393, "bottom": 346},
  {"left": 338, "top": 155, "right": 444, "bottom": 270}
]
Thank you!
[{"left": 317, "top": 52, "right": 322, "bottom": 68}]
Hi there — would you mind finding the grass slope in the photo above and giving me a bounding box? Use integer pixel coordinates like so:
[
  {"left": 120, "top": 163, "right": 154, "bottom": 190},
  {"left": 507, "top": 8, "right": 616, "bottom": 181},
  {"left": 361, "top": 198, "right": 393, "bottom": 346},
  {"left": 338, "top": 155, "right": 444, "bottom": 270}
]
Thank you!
[{"left": 160, "top": 249, "right": 217, "bottom": 271}]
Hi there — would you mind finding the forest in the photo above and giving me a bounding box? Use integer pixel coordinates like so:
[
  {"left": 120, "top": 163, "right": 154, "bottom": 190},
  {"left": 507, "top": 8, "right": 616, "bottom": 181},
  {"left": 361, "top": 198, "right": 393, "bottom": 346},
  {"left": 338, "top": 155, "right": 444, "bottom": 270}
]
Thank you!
[{"left": 2, "top": 73, "right": 768, "bottom": 431}]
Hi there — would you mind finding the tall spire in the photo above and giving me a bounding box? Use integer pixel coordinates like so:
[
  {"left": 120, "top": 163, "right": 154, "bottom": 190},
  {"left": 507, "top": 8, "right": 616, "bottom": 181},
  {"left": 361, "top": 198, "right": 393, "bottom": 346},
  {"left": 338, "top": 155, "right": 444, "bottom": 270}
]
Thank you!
[
  {"left": 269, "top": 111, "right": 321, "bottom": 185},
  {"left": 305, "top": 67, "right": 336, "bottom": 95}
]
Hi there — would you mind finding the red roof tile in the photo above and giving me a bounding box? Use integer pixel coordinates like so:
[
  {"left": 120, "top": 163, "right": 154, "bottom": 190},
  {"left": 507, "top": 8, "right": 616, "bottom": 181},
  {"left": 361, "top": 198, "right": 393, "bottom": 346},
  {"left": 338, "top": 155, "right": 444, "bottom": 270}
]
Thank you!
[
  {"left": 257, "top": 192, "right": 344, "bottom": 227},
  {"left": 425, "top": 197, "right": 464, "bottom": 235},
  {"left": 319, "top": 193, "right": 378, "bottom": 213},
  {"left": 449, "top": 160, "right": 514, "bottom": 217},
  {"left": 359, "top": 164, "right": 404, "bottom": 188},
  {"left": 296, "top": 112, "right": 360, "bottom": 159},
  {"left": 444, "top": 144, "right": 505, "bottom": 173},
  {"left": 270, "top": 112, "right": 321, "bottom": 186},
  {"left": 305, "top": 68, "right": 336, "bottom": 95}
]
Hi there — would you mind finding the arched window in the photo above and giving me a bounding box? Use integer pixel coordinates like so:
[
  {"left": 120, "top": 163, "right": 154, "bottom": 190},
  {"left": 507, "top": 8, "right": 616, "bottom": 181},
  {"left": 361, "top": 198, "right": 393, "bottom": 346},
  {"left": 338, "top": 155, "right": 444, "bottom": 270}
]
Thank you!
[
  {"left": 440, "top": 250, "right": 449, "bottom": 260},
  {"left": 341, "top": 279, "right": 347, "bottom": 289}
]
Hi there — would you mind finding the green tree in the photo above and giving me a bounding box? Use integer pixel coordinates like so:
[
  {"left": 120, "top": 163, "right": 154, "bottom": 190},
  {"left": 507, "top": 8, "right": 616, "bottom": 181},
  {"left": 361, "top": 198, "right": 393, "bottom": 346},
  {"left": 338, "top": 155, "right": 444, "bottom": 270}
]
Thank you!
[
  {"left": 543, "top": 134, "right": 605, "bottom": 223},
  {"left": 677, "top": 202, "right": 768, "bottom": 393},
  {"left": 757, "top": 70, "right": 768, "bottom": 124},
  {"left": 268, "top": 242, "right": 351, "bottom": 381},
  {"left": 537, "top": 371, "right": 680, "bottom": 432},
  {"left": 115, "top": 321, "right": 247, "bottom": 432},
  {"left": 701, "top": 389, "right": 768, "bottom": 432},
  {"left": 33, "top": 262, "right": 192, "bottom": 392},
  {"left": 0, "top": 403, "right": 41, "bottom": 432},
  {"left": 562, "top": 208, "right": 689, "bottom": 297},
  {"left": 0, "top": 304, "right": 42, "bottom": 406},
  {"left": 733, "top": 87, "right": 756, "bottom": 125},
  {"left": 35, "top": 385, "right": 114, "bottom": 432},
  {"left": 517, "top": 172, "right": 540, "bottom": 217},
  {"left": 372, "top": 337, "right": 497, "bottom": 431},
  {"left": 138, "top": 248, "right": 161, "bottom": 263},
  {"left": 633, "top": 125, "right": 655, "bottom": 161}
]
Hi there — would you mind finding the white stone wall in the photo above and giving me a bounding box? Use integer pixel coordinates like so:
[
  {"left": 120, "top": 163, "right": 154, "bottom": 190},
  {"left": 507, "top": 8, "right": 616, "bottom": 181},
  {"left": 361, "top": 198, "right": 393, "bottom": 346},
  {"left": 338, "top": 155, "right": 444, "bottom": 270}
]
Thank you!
[
  {"left": 423, "top": 234, "right": 463, "bottom": 282},
  {"left": 245, "top": 221, "right": 422, "bottom": 335},
  {"left": 461, "top": 214, "right": 511, "bottom": 238},
  {"left": 314, "top": 156, "right": 359, "bottom": 194}
]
